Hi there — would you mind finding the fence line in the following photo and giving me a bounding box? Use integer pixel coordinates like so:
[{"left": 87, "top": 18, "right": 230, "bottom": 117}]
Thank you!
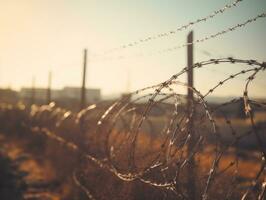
[
  {"left": 92, "top": 13, "right": 266, "bottom": 62},
  {"left": 94, "top": 0, "right": 244, "bottom": 57},
  {"left": 0, "top": 57, "right": 265, "bottom": 199}
]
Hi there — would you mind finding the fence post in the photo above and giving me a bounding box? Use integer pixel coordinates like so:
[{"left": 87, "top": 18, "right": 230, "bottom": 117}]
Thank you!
[
  {"left": 80, "top": 49, "right": 87, "bottom": 110},
  {"left": 31, "top": 76, "right": 35, "bottom": 105},
  {"left": 47, "top": 71, "right": 52, "bottom": 104},
  {"left": 187, "top": 31, "right": 196, "bottom": 200}
]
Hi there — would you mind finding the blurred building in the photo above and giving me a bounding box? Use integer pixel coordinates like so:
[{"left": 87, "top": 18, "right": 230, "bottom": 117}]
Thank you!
[
  {"left": 20, "top": 88, "right": 47, "bottom": 101},
  {"left": 20, "top": 87, "right": 101, "bottom": 104},
  {"left": 61, "top": 87, "right": 101, "bottom": 102},
  {"left": 0, "top": 88, "right": 19, "bottom": 104}
]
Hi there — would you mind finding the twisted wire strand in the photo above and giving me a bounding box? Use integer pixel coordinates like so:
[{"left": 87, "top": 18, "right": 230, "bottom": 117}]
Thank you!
[
  {"left": 95, "top": 0, "right": 243, "bottom": 57},
  {"left": 93, "top": 13, "right": 266, "bottom": 62}
]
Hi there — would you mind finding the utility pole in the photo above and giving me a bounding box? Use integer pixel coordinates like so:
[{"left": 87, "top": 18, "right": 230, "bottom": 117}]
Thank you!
[
  {"left": 80, "top": 49, "right": 87, "bottom": 110},
  {"left": 187, "top": 31, "right": 196, "bottom": 200},
  {"left": 47, "top": 71, "right": 52, "bottom": 104}
]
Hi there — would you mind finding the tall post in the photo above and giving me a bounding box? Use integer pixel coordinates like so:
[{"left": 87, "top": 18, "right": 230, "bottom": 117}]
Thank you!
[
  {"left": 80, "top": 49, "right": 87, "bottom": 110},
  {"left": 47, "top": 71, "right": 52, "bottom": 104},
  {"left": 187, "top": 31, "right": 196, "bottom": 200},
  {"left": 31, "top": 76, "right": 35, "bottom": 105}
]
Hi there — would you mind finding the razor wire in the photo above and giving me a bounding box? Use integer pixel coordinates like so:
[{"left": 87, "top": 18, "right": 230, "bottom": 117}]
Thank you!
[{"left": 0, "top": 57, "right": 265, "bottom": 199}]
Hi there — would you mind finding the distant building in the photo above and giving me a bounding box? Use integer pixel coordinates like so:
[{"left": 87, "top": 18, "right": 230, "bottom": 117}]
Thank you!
[
  {"left": 20, "top": 87, "right": 47, "bottom": 101},
  {"left": 20, "top": 86, "right": 101, "bottom": 103},
  {"left": 61, "top": 87, "right": 101, "bottom": 102},
  {"left": 0, "top": 88, "right": 18, "bottom": 103}
]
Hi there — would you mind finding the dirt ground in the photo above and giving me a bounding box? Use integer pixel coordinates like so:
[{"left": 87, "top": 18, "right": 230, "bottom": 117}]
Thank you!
[{"left": 0, "top": 134, "right": 60, "bottom": 200}]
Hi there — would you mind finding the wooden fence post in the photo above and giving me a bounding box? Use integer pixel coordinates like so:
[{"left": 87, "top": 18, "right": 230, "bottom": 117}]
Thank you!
[
  {"left": 47, "top": 71, "right": 52, "bottom": 104},
  {"left": 187, "top": 31, "right": 196, "bottom": 200},
  {"left": 31, "top": 76, "right": 35, "bottom": 105},
  {"left": 80, "top": 49, "right": 87, "bottom": 110}
]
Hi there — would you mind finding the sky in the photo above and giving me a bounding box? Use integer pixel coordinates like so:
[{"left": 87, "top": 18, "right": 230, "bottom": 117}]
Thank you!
[{"left": 0, "top": 0, "right": 265, "bottom": 98}]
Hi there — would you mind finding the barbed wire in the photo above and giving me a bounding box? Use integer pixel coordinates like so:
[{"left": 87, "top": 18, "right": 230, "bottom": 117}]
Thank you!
[
  {"left": 158, "top": 13, "right": 266, "bottom": 55},
  {"left": 94, "top": 0, "right": 244, "bottom": 57},
  {"left": 0, "top": 57, "right": 265, "bottom": 199},
  {"left": 92, "top": 13, "right": 266, "bottom": 62}
]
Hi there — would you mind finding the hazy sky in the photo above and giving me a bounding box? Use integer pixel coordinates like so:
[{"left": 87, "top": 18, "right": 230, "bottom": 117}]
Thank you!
[{"left": 0, "top": 0, "right": 265, "bottom": 97}]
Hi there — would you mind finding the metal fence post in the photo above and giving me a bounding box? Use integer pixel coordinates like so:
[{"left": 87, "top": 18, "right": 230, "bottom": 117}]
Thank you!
[
  {"left": 187, "top": 31, "right": 196, "bottom": 200},
  {"left": 80, "top": 49, "right": 87, "bottom": 110},
  {"left": 31, "top": 76, "right": 35, "bottom": 105},
  {"left": 47, "top": 71, "right": 52, "bottom": 104}
]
